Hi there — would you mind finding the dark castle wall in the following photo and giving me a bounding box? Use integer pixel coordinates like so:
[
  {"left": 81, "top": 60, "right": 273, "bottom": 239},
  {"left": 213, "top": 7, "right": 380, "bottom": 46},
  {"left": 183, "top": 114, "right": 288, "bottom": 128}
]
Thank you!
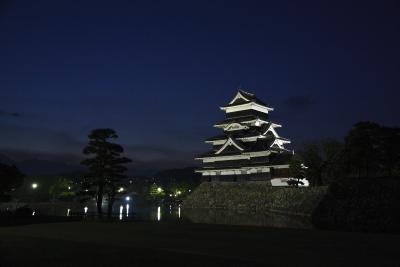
[
  {"left": 200, "top": 166, "right": 289, "bottom": 182},
  {"left": 225, "top": 109, "right": 268, "bottom": 120},
  {"left": 201, "top": 173, "right": 272, "bottom": 182},
  {"left": 203, "top": 157, "right": 271, "bottom": 168},
  {"left": 184, "top": 179, "right": 400, "bottom": 232},
  {"left": 183, "top": 182, "right": 327, "bottom": 216}
]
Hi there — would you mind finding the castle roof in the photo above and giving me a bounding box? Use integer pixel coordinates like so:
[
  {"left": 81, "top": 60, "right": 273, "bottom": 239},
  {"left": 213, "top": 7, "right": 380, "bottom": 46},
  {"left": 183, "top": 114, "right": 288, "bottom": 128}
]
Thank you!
[
  {"left": 196, "top": 89, "right": 292, "bottom": 173},
  {"left": 198, "top": 137, "right": 281, "bottom": 158},
  {"left": 224, "top": 89, "right": 268, "bottom": 107},
  {"left": 214, "top": 114, "right": 267, "bottom": 126}
]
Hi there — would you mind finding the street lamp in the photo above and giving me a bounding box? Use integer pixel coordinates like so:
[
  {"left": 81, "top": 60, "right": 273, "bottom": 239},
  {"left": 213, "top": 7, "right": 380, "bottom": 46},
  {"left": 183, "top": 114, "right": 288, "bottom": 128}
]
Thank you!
[{"left": 31, "top": 183, "right": 38, "bottom": 189}]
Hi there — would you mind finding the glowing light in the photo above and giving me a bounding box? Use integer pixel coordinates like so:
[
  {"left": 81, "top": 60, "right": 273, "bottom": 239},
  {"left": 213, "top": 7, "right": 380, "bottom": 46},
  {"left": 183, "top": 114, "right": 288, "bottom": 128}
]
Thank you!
[
  {"left": 157, "top": 187, "right": 162, "bottom": 193},
  {"left": 118, "top": 187, "right": 124, "bottom": 193},
  {"left": 177, "top": 191, "right": 181, "bottom": 195},
  {"left": 301, "top": 163, "right": 309, "bottom": 169},
  {"left": 67, "top": 208, "right": 71, "bottom": 216},
  {"left": 32, "top": 210, "right": 35, "bottom": 216},
  {"left": 125, "top": 196, "right": 131, "bottom": 201},
  {"left": 126, "top": 204, "right": 129, "bottom": 216},
  {"left": 84, "top": 206, "right": 88, "bottom": 214},
  {"left": 157, "top": 206, "right": 161, "bottom": 221},
  {"left": 85, "top": 189, "right": 89, "bottom": 192},
  {"left": 178, "top": 207, "right": 181, "bottom": 218},
  {"left": 188, "top": 189, "right": 191, "bottom": 192},
  {"left": 169, "top": 194, "right": 173, "bottom": 197},
  {"left": 31, "top": 183, "right": 38, "bottom": 189},
  {"left": 68, "top": 186, "right": 71, "bottom": 190},
  {"left": 119, "top": 205, "right": 123, "bottom": 220}
]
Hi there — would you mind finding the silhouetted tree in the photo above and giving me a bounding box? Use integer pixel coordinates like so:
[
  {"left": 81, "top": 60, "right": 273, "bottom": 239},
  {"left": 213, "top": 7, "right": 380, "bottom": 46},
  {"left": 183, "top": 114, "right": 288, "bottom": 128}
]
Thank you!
[
  {"left": 344, "top": 122, "right": 400, "bottom": 178},
  {"left": 81, "top": 129, "right": 132, "bottom": 217},
  {"left": 344, "top": 122, "right": 381, "bottom": 178},
  {"left": 148, "top": 183, "right": 165, "bottom": 199},
  {"left": 48, "top": 178, "right": 74, "bottom": 202},
  {"left": 154, "top": 167, "right": 201, "bottom": 193},
  {"left": 288, "top": 156, "right": 305, "bottom": 187},
  {"left": 0, "top": 163, "right": 24, "bottom": 202},
  {"left": 299, "top": 139, "right": 343, "bottom": 186},
  {"left": 380, "top": 127, "right": 400, "bottom": 177}
]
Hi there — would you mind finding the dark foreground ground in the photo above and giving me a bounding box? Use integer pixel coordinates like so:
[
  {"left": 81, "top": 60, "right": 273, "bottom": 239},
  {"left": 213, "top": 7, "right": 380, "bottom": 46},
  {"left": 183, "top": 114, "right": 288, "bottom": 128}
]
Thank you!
[{"left": 0, "top": 221, "right": 399, "bottom": 267}]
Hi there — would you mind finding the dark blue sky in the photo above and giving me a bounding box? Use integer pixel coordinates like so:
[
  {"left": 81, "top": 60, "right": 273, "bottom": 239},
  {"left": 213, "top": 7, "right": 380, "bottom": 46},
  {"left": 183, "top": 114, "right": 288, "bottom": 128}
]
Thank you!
[{"left": 0, "top": 0, "right": 399, "bottom": 172}]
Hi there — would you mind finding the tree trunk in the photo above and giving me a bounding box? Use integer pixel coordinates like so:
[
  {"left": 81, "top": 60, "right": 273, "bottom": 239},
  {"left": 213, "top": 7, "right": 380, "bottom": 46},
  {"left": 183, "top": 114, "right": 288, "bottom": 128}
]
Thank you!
[
  {"left": 107, "top": 185, "right": 116, "bottom": 218},
  {"left": 107, "top": 193, "right": 115, "bottom": 218},
  {"left": 97, "top": 184, "right": 104, "bottom": 217}
]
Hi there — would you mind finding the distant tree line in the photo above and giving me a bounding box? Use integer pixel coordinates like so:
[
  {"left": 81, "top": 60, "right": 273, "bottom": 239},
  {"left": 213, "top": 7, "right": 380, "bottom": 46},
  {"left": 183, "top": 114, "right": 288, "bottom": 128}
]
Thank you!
[
  {"left": 152, "top": 167, "right": 201, "bottom": 198},
  {"left": 0, "top": 163, "right": 24, "bottom": 202},
  {"left": 291, "top": 121, "right": 400, "bottom": 186}
]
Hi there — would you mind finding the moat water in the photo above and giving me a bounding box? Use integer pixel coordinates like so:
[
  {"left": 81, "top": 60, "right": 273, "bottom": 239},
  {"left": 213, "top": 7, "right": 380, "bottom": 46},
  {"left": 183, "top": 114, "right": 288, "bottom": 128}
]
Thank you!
[{"left": 3, "top": 202, "right": 313, "bottom": 229}]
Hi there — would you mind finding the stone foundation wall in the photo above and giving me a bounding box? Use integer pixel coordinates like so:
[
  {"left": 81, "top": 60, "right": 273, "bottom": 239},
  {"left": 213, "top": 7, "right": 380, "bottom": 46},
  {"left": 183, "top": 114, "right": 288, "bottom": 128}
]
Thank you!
[{"left": 183, "top": 182, "right": 328, "bottom": 216}]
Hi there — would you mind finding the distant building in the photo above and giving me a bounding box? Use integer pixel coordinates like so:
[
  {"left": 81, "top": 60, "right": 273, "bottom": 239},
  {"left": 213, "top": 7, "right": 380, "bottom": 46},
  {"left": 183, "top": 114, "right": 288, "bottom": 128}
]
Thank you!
[{"left": 196, "top": 90, "right": 296, "bottom": 185}]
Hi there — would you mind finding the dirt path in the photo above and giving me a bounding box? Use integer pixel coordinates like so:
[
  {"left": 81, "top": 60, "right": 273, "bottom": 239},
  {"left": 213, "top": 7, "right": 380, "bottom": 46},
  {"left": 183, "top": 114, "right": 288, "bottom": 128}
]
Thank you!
[{"left": 0, "top": 221, "right": 399, "bottom": 266}]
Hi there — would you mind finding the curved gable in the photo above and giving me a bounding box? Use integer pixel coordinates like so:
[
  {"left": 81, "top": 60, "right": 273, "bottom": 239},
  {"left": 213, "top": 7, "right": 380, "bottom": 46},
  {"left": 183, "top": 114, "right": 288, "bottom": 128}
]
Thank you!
[{"left": 215, "top": 137, "right": 244, "bottom": 154}]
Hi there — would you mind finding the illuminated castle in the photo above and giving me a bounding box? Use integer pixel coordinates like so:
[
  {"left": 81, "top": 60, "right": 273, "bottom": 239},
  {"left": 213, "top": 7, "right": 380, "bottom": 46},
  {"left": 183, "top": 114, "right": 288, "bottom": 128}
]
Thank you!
[{"left": 196, "top": 90, "right": 293, "bottom": 185}]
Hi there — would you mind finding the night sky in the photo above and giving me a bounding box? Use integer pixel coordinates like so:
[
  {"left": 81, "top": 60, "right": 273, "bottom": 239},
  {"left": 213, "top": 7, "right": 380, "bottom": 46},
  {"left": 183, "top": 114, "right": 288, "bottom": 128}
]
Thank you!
[{"left": 0, "top": 1, "right": 399, "bottom": 174}]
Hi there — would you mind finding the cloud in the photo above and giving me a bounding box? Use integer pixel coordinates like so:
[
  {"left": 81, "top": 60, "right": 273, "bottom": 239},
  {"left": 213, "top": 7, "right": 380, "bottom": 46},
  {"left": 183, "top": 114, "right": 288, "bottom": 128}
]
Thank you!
[
  {"left": 0, "top": 124, "right": 200, "bottom": 175},
  {"left": 0, "top": 119, "right": 200, "bottom": 175},
  {"left": 0, "top": 110, "right": 21, "bottom": 117},
  {"left": 0, "top": 122, "right": 84, "bottom": 159},
  {"left": 0, "top": 145, "right": 199, "bottom": 176},
  {"left": 0, "top": 148, "right": 82, "bottom": 163},
  {"left": 283, "top": 94, "right": 316, "bottom": 111}
]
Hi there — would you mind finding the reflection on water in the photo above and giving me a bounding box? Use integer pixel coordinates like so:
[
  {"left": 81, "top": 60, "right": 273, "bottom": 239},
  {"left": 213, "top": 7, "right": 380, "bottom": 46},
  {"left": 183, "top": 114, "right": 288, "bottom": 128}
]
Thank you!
[
  {"left": 157, "top": 206, "right": 161, "bottom": 221},
  {"left": 119, "top": 205, "right": 123, "bottom": 220},
  {"left": 11, "top": 202, "right": 313, "bottom": 229}
]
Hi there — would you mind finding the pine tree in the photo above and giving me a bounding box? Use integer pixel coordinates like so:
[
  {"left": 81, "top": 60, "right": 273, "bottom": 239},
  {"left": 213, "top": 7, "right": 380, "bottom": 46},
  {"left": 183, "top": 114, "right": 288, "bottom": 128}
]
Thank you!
[{"left": 81, "top": 128, "right": 131, "bottom": 217}]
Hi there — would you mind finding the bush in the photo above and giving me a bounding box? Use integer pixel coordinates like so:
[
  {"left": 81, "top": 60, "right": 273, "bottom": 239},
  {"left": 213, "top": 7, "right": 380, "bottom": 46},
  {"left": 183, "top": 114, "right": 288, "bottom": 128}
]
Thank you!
[{"left": 312, "top": 177, "right": 400, "bottom": 232}]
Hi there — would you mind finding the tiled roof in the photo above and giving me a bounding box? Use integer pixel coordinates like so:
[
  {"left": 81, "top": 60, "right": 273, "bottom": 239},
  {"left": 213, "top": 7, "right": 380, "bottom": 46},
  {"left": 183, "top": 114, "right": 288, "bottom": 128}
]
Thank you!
[
  {"left": 224, "top": 89, "right": 268, "bottom": 107},
  {"left": 198, "top": 138, "right": 275, "bottom": 158},
  {"left": 214, "top": 114, "right": 267, "bottom": 126}
]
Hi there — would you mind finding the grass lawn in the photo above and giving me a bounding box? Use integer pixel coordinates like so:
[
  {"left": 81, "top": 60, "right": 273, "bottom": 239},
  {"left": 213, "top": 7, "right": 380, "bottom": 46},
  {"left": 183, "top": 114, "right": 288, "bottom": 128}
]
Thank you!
[{"left": 0, "top": 221, "right": 399, "bottom": 266}]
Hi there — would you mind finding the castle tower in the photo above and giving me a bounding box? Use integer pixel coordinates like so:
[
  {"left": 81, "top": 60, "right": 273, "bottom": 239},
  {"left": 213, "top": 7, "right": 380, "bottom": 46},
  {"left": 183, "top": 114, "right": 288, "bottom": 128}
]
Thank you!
[{"left": 195, "top": 89, "right": 293, "bottom": 183}]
